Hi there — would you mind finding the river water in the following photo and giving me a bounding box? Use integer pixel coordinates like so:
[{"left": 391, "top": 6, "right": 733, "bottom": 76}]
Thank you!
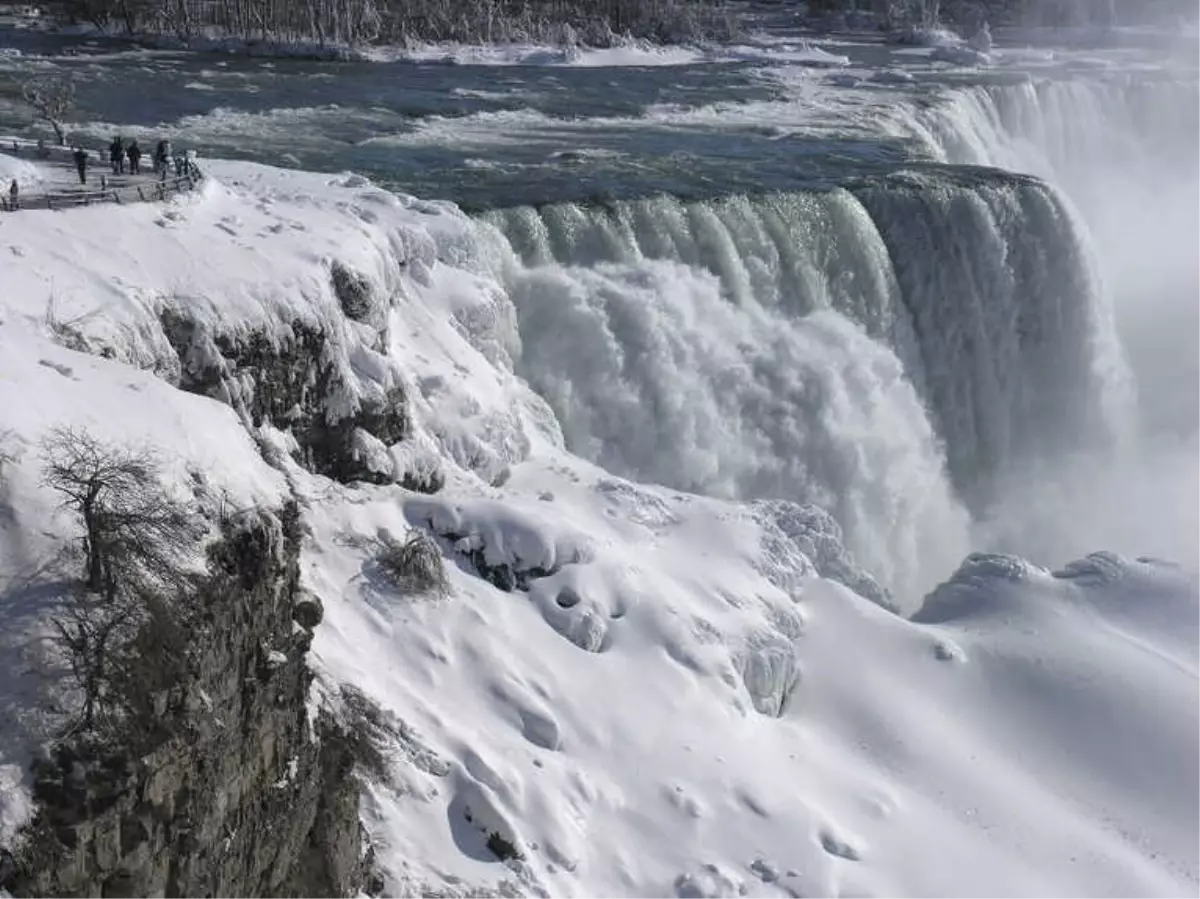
[{"left": 0, "top": 20, "right": 1190, "bottom": 207}]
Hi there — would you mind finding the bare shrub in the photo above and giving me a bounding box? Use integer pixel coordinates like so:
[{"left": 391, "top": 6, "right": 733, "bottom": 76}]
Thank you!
[
  {"left": 376, "top": 530, "right": 448, "bottom": 596},
  {"left": 21, "top": 77, "right": 74, "bottom": 146},
  {"left": 335, "top": 683, "right": 398, "bottom": 782}
]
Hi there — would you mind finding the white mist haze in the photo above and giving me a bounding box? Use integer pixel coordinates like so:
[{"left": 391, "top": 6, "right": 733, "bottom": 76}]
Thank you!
[{"left": 912, "top": 71, "right": 1200, "bottom": 573}]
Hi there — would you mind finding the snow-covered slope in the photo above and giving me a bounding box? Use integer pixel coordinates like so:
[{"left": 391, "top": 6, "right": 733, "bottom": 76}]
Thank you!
[
  {"left": 0, "top": 153, "right": 46, "bottom": 190},
  {"left": 0, "top": 163, "right": 1196, "bottom": 896}
]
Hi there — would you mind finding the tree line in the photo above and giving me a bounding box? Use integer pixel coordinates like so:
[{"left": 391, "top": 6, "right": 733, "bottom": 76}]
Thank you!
[{"left": 36, "top": 0, "right": 738, "bottom": 47}]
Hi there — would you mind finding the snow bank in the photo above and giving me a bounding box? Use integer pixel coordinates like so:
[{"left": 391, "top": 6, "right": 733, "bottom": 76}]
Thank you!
[
  {"left": 307, "top": 463, "right": 1198, "bottom": 896},
  {"left": 0, "top": 152, "right": 48, "bottom": 190},
  {"left": 0, "top": 161, "right": 1195, "bottom": 896}
]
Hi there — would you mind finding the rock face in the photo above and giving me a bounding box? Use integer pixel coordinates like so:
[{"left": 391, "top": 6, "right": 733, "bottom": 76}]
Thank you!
[
  {"left": 3, "top": 505, "right": 368, "bottom": 898},
  {"left": 159, "top": 309, "right": 437, "bottom": 490},
  {"left": 330, "top": 261, "right": 377, "bottom": 324}
]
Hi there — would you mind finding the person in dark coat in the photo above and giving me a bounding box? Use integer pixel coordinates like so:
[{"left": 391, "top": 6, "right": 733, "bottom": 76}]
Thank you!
[
  {"left": 73, "top": 146, "right": 88, "bottom": 185},
  {"left": 126, "top": 140, "right": 142, "bottom": 175},
  {"left": 109, "top": 136, "right": 124, "bottom": 175},
  {"left": 154, "top": 138, "right": 170, "bottom": 174},
  {"left": 7, "top": 179, "right": 18, "bottom": 210}
]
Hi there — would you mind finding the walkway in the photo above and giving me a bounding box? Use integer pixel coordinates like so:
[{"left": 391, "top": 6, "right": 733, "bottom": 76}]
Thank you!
[{"left": 0, "top": 139, "right": 203, "bottom": 212}]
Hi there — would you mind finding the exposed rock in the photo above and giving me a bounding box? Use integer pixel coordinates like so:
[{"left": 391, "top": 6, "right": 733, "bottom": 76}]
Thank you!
[
  {"left": 2, "top": 505, "right": 367, "bottom": 898},
  {"left": 734, "top": 632, "right": 801, "bottom": 718},
  {"left": 443, "top": 530, "right": 557, "bottom": 593},
  {"left": 911, "top": 552, "right": 1040, "bottom": 624},
  {"left": 293, "top": 588, "right": 325, "bottom": 629},
  {"left": 159, "top": 310, "right": 434, "bottom": 490},
  {"left": 330, "top": 261, "right": 376, "bottom": 324}
]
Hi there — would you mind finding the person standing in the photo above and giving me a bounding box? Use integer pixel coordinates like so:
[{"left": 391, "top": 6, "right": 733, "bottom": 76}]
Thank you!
[
  {"left": 73, "top": 146, "right": 88, "bottom": 185},
  {"left": 7, "top": 179, "right": 18, "bottom": 211},
  {"left": 154, "top": 138, "right": 171, "bottom": 174},
  {"left": 126, "top": 140, "right": 142, "bottom": 175},
  {"left": 109, "top": 136, "right": 124, "bottom": 175}
]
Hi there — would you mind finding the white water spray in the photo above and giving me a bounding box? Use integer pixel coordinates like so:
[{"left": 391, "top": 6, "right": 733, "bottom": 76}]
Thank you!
[{"left": 896, "top": 74, "right": 1200, "bottom": 569}]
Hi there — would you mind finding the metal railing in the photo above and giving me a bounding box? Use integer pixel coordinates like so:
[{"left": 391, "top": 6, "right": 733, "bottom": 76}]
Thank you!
[{"left": 1, "top": 159, "right": 205, "bottom": 213}]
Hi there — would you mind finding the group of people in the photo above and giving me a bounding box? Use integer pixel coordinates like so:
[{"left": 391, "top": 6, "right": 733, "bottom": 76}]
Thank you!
[
  {"left": 102, "top": 137, "right": 174, "bottom": 179},
  {"left": 70, "top": 137, "right": 185, "bottom": 186}
]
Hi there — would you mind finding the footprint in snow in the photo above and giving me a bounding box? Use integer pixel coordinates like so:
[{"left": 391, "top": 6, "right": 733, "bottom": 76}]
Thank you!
[
  {"left": 518, "top": 707, "right": 561, "bottom": 751},
  {"left": 664, "top": 783, "right": 705, "bottom": 819},
  {"left": 736, "top": 789, "right": 770, "bottom": 818},
  {"left": 38, "top": 359, "right": 74, "bottom": 378},
  {"left": 489, "top": 680, "right": 562, "bottom": 751},
  {"left": 819, "top": 828, "right": 861, "bottom": 861},
  {"left": 933, "top": 639, "right": 965, "bottom": 662}
]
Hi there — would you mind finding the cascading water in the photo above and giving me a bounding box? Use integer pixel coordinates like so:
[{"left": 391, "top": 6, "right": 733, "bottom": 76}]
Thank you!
[
  {"left": 475, "top": 204, "right": 969, "bottom": 606},
  {"left": 890, "top": 73, "right": 1200, "bottom": 567},
  {"left": 470, "top": 163, "right": 1122, "bottom": 602},
  {"left": 853, "top": 168, "right": 1128, "bottom": 509}
]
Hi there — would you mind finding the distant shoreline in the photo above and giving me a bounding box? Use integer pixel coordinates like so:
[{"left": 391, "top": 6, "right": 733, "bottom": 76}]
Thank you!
[{"left": 0, "top": 0, "right": 740, "bottom": 63}]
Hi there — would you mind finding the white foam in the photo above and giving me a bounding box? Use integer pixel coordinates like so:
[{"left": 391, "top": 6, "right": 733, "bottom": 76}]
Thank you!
[{"left": 369, "top": 37, "right": 849, "bottom": 68}]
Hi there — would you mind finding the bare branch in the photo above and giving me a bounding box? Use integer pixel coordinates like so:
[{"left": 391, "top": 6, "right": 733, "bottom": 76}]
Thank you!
[
  {"left": 41, "top": 427, "right": 199, "bottom": 596},
  {"left": 21, "top": 76, "right": 75, "bottom": 146}
]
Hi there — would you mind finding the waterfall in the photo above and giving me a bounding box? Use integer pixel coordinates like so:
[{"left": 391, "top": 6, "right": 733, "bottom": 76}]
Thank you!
[
  {"left": 852, "top": 168, "right": 1128, "bottom": 508},
  {"left": 469, "top": 162, "right": 1124, "bottom": 599},
  {"left": 910, "top": 76, "right": 1199, "bottom": 434}
]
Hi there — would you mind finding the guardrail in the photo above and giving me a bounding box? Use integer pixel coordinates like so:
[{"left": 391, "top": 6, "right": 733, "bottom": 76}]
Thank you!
[{"left": 1, "top": 155, "right": 205, "bottom": 213}]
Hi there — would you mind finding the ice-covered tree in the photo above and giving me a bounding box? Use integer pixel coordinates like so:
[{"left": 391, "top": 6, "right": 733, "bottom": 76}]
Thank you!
[{"left": 20, "top": 76, "right": 74, "bottom": 146}]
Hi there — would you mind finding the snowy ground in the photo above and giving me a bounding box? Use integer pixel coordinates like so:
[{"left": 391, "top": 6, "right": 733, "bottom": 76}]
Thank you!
[{"left": 0, "top": 161, "right": 1196, "bottom": 896}]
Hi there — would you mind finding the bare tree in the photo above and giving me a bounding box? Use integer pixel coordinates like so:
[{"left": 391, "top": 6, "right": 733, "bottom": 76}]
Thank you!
[
  {"left": 40, "top": 0, "right": 732, "bottom": 49},
  {"left": 41, "top": 427, "right": 196, "bottom": 599},
  {"left": 21, "top": 77, "right": 75, "bottom": 147},
  {"left": 51, "top": 587, "right": 130, "bottom": 732},
  {"left": 40, "top": 427, "right": 199, "bottom": 733}
]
